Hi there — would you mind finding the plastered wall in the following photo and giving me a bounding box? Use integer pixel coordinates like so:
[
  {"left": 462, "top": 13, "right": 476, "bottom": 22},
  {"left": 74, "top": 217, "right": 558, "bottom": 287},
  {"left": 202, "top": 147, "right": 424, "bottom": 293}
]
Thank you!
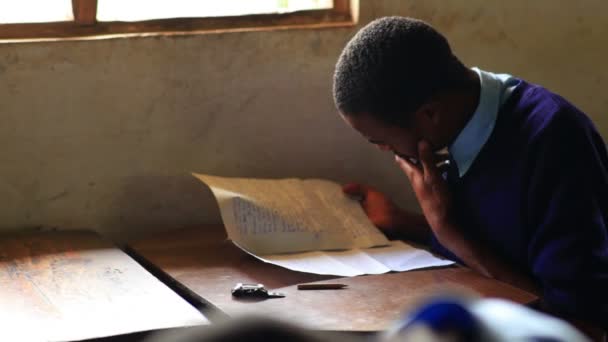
[{"left": 0, "top": 0, "right": 606, "bottom": 240}]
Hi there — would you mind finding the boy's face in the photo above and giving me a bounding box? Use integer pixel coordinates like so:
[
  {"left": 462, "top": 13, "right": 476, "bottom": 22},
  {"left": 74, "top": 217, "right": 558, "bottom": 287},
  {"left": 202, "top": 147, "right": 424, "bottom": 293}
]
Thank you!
[{"left": 341, "top": 112, "right": 425, "bottom": 163}]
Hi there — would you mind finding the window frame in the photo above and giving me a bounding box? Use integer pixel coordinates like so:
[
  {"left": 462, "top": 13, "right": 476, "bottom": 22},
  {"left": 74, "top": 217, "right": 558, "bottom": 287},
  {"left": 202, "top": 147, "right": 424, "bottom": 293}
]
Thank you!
[{"left": 0, "top": 0, "right": 356, "bottom": 42}]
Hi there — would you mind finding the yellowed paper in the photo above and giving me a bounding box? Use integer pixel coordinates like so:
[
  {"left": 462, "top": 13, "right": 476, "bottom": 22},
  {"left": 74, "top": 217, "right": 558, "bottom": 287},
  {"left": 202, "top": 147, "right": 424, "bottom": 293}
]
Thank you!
[{"left": 194, "top": 174, "right": 389, "bottom": 254}]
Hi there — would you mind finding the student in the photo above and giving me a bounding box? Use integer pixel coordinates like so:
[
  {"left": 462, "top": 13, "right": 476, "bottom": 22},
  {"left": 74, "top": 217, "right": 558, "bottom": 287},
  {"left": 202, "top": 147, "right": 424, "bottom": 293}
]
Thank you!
[{"left": 333, "top": 16, "right": 608, "bottom": 339}]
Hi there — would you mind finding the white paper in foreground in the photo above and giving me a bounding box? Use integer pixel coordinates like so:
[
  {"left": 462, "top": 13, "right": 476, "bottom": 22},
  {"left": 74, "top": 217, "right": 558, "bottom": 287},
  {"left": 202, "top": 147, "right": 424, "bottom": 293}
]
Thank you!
[
  {"left": 249, "top": 240, "right": 454, "bottom": 277},
  {"left": 194, "top": 173, "right": 453, "bottom": 276}
]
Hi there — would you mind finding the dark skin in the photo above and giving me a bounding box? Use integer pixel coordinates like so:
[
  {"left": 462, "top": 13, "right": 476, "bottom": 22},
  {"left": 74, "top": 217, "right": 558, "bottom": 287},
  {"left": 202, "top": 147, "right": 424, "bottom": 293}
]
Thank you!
[{"left": 340, "top": 69, "right": 605, "bottom": 341}]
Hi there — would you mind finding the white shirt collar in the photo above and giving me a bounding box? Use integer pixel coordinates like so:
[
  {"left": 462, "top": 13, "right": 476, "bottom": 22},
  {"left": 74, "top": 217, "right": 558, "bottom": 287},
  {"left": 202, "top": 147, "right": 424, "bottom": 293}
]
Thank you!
[{"left": 448, "top": 68, "right": 517, "bottom": 177}]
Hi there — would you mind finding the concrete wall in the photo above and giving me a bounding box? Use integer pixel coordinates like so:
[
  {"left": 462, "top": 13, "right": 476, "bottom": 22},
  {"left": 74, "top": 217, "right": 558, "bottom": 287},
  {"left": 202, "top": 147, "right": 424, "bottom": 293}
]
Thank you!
[{"left": 0, "top": 0, "right": 606, "bottom": 240}]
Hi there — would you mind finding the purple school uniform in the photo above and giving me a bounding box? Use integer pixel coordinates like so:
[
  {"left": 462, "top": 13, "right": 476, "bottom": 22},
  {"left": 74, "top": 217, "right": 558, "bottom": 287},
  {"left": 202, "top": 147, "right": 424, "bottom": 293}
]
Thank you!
[{"left": 431, "top": 80, "right": 608, "bottom": 325}]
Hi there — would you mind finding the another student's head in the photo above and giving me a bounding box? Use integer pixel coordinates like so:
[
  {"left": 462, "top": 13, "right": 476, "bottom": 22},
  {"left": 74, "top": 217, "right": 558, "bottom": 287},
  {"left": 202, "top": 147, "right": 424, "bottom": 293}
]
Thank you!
[{"left": 333, "top": 16, "right": 476, "bottom": 161}]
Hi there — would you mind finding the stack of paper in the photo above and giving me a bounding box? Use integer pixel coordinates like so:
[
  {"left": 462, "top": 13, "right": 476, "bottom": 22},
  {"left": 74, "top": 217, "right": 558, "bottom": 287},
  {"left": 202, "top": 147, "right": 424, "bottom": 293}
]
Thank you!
[{"left": 194, "top": 174, "right": 453, "bottom": 277}]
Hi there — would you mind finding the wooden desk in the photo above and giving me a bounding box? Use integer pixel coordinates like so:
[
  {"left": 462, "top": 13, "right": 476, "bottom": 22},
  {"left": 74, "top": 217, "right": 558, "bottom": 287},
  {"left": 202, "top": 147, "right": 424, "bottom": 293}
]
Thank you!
[
  {"left": 0, "top": 230, "right": 208, "bottom": 342},
  {"left": 129, "top": 225, "right": 537, "bottom": 331}
]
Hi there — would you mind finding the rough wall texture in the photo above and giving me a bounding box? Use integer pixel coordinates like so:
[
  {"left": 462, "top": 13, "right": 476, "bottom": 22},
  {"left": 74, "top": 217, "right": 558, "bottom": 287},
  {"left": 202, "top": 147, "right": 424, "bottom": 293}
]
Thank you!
[{"left": 0, "top": 0, "right": 606, "bottom": 240}]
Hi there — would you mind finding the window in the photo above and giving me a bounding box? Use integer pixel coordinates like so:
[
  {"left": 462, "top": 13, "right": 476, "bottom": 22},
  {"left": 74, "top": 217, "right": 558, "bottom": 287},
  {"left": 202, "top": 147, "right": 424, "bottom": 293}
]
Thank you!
[
  {"left": 0, "top": 0, "right": 73, "bottom": 24},
  {"left": 0, "top": 0, "right": 356, "bottom": 42},
  {"left": 97, "top": 0, "right": 334, "bottom": 22}
]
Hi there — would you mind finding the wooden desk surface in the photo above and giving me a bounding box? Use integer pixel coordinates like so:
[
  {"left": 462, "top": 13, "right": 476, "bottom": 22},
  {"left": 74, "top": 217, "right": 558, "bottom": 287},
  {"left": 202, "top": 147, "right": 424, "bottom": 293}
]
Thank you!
[
  {"left": 129, "top": 225, "right": 537, "bottom": 331},
  {"left": 0, "top": 230, "right": 208, "bottom": 342}
]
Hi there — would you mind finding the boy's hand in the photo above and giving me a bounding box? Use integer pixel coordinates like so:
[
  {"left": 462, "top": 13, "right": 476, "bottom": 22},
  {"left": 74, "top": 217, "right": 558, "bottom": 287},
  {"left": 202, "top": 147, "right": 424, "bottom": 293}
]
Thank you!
[
  {"left": 396, "top": 141, "right": 544, "bottom": 303},
  {"left": 342, "top": 183, "right": 429, "bottom": 241},
  {"left": 395, "top": 140, "right": 455, "bottom": 241},
  {"left": 343, "top": 183, "right": 402, "bottom": 230}
]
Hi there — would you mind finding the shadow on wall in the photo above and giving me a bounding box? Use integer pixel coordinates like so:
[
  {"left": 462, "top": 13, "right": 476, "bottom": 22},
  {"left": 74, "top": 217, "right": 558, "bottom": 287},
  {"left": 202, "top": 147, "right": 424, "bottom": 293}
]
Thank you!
[{"left": 103, "top": 173, "right": 220, "bottom": 241}]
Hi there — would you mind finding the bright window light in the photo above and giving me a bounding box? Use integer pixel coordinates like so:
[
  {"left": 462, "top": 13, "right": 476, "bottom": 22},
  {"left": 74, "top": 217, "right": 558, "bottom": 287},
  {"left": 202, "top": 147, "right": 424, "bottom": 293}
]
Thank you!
[
  {"left": 97, "top": 0, "right": 334, "bottom": 22},
  {"left": 0, "top": 0, "right": 73, "bottom": 24}
]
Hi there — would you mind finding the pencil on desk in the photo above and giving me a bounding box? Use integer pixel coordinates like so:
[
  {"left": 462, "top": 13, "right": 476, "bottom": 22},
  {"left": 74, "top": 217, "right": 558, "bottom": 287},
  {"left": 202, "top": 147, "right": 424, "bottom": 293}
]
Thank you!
[{"left": 297, "top": 283, "right": 348, "bottom": 290}]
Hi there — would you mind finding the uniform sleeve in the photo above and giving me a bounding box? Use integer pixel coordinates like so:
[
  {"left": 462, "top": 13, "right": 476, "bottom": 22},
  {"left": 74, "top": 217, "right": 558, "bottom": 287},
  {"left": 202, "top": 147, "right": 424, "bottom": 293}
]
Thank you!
[{"left": 525, "top": 109, "right": 608, "bottom": 326}]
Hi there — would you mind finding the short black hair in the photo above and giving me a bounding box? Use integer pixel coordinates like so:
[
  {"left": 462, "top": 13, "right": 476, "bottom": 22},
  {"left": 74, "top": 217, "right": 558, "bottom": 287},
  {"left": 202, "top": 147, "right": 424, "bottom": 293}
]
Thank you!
[{"left": 333, "top": 16, "right": 470, "bottom": 125}]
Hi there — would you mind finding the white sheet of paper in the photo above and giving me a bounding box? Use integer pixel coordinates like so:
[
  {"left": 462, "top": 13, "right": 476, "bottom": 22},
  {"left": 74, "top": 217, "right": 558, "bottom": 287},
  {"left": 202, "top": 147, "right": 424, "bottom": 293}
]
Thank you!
[{"left": 257, "top": 240, "right": 454, "bottom": 277}]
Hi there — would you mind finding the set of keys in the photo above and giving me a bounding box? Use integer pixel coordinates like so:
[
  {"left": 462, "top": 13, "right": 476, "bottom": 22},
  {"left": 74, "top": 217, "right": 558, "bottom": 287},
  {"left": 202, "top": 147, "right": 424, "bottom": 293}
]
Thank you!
[{"left": 231, "top": 283, "right": 285, "bottom": 299}]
